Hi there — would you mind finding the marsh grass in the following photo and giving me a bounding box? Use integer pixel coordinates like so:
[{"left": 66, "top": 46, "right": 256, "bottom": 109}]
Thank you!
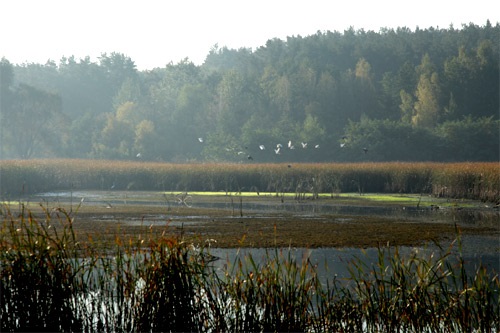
[
  {"left": 1, "top": 160, "right": 498, "bottom": 203},
  {"left": 0, "top": 205, "right": 85, "bottom": 331},
  {"left": 343, "top": 236, "right": 500, "bottom": 333},
  {"left": 0, "top": 207, "right": 498, "bottom": 332},
  {"left": 216, "top": 248, "right": 319, "bottom": 332}
]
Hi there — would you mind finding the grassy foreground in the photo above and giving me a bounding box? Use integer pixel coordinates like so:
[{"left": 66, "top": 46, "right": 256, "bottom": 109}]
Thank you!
[{"left": 0, "top": 206, "right": 499, "bottom": 332}]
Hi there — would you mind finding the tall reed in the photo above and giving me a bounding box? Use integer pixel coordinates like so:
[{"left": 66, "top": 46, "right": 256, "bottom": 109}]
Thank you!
[
  {"left": 345, "top": 237, "right": 499, "bottom": 332},
  {"left": 1, "top": 159, "right": 497, "bottom": 202},
  {"left": 0, "top": 205, "right": 85, "bottom": 331}
]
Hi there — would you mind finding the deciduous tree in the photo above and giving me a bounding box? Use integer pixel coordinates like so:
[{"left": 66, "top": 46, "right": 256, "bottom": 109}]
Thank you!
[{"left": 5, "top": 84, "right": 66, "bottom": 158}]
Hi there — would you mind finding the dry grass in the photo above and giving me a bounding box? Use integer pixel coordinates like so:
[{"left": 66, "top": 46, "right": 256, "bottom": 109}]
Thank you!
[{"left": 1, "top": 159, "right": 498, "bottom": 202}]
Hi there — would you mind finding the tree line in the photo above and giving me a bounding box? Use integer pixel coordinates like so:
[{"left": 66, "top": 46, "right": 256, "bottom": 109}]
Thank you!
[{"left": 1, "top": 22, "right": 498, "bottom": 162}]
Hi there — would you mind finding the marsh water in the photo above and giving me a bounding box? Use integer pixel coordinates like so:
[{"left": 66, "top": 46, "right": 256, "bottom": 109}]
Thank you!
[
  {"left": 32, "top": 190, "right": 499, "bottom": 223},
  {"left": 28, "top": 190, "right": 500, "bottom": 276}
]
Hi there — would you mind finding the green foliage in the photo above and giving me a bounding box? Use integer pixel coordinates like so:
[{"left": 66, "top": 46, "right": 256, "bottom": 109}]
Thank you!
[
  {"left": 343, "top": 116, "right": 499, "bottom": 162},
  {"left": 343, "top": 117, "right": 440, "bottom": 161},
  {"left": 444, "top": 42, "right": 499, "bottom": 119},
  {"left": 436, "top": 116, "right": 500, "bottom": 161},
  {"left": 1, "top": 83, "right": 67, "bottom": 158},
  {"left": 413, "top": 72, "right": 441, "bottom": 127},
  {"left": 3, "top": 23, "right": 499, "bottom": 162}
]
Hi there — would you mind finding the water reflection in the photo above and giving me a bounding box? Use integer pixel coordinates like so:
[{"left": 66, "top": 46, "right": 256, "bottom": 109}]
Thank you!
[
  {"left": 31, "top": 190, "right": 499, "bottom": 226},
  {"left": 207, "top": 239, "right": 499, "bottom": 285}
]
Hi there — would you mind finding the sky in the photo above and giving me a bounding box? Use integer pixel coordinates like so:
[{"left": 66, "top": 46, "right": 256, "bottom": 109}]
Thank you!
[{"left": 1, "top": 0, "right": 498, "bottom": 70}]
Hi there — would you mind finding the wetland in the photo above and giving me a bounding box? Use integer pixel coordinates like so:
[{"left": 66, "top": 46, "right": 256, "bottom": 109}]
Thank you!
[
  {"left": 16, "top": 190, "right": 498, "bottom": 267},
  {"left": 2, "top": 188, "right": 499, "bottom": 332}
]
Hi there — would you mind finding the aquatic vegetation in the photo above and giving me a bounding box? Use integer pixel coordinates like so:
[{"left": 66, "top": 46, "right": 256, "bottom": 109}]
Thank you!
[
  {"left": 1, "top": 159, "right": 498, "bottom": 203},
  {"left": 0, "top": 207, "right": 498, "bottom": 332}
]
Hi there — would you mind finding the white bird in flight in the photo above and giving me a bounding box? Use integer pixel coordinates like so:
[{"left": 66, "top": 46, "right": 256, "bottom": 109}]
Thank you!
[
  {"left": 198, "top": 137, "right": 204, "bottom": 143},
  {"left": 259, "top": 145, "right": 265, "bottom": 150}
]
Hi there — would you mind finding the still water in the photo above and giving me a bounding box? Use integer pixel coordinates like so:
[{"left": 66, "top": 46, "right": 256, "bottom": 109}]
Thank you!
[{"left": 206, "top": 237, "right": 499, "bottom": 284}]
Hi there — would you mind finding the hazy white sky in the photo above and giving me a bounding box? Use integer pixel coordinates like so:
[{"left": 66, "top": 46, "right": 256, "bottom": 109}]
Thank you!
[{"left": 1, "top": 0, "right": 497, "bottom": 70}]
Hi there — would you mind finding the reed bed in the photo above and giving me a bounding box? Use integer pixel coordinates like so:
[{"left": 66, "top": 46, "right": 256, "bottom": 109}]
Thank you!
[
  {"left": 0, "top": 207, "right": 498, "bottom": 332},
  {"left": 1, "top": 159, "right": 498, "bottom": 203}
]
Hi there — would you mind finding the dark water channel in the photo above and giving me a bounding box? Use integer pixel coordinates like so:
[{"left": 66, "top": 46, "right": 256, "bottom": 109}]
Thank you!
[{"left": 29, "top": 190, "right": 500, "bottom": 277}]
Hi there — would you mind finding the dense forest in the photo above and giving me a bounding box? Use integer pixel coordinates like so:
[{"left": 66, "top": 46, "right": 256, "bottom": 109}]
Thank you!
[{"left": 1, "top": 22, "right": 498, "bottom": 162}]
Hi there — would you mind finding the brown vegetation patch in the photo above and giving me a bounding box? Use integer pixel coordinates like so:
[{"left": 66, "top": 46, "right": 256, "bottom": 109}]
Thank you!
[
  {"left": 157, "top": 215, "right": 494, "bottom": 248},
  {"left": 18, "top": 200, "right": 497, "bottom": 249}
]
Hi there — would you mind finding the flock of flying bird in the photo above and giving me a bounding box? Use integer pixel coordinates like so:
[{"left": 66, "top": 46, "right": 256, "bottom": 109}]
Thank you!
[{"left": 197, "top": 136, "right": 368, "bottom": 161}]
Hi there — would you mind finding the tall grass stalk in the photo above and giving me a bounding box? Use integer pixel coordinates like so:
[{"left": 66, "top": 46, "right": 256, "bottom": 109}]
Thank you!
[{"left": 0, "top": 205, "right": 86, "bottom": 331}]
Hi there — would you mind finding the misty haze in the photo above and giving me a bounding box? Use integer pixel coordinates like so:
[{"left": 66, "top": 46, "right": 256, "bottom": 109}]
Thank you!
[{"left": 1, "top": 23, "right": 498, "bottom": 162}]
